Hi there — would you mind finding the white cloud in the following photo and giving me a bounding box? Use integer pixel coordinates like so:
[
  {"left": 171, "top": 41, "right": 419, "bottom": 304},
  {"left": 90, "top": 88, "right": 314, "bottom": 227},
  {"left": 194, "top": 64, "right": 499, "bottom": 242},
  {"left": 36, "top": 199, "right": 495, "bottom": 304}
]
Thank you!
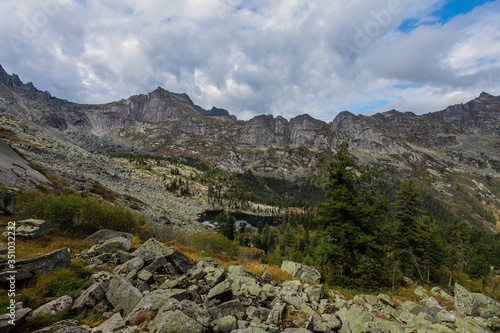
[{"left": 0, "top": 0, "right": 498, "bottom": 121}]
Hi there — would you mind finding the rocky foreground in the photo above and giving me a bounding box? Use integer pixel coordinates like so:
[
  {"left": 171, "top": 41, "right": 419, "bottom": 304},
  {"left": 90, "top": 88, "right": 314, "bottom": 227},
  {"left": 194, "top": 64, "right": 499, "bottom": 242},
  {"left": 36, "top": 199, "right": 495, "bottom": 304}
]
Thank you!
[{"left": 1, "top": 229, "right": 500, "bottom": 333}]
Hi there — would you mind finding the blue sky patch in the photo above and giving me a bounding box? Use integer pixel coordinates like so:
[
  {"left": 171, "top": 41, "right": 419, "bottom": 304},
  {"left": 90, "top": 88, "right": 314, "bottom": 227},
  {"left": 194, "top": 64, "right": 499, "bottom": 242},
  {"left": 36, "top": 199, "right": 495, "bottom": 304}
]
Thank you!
[{"left": 398, "top": 0, "right": 493, "bottom": 32}]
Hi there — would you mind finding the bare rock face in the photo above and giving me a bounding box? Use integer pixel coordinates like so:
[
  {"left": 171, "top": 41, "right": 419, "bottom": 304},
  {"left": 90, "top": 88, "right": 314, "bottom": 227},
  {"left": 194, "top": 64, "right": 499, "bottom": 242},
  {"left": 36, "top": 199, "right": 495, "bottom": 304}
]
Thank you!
[{"left": 0, "top": 191, "right": 15, "bottom": 216}]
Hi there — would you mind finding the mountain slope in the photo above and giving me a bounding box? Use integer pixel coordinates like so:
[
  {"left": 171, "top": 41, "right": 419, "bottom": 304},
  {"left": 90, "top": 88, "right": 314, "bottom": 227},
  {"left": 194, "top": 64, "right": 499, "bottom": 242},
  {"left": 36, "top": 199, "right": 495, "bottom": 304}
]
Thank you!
[{"left": 0, "top": 65, "right": 498, "bottom": 230}]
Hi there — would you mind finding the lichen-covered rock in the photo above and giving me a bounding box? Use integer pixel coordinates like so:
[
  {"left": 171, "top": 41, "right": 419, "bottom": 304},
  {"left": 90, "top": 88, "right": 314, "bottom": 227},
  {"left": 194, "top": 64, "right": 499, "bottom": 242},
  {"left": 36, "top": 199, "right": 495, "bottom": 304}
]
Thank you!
[
  {"left": 87, "top": 237, "right": 132, "bottom": 257},
  {"left": 148, "top": 309, "right": 204, "bottom": 333},
  {"left": 131, "top": 238, "right": 174, "bottom": 263},
  {"left": 30, "top": 295, "right": 73, "bottom": 319},
  {"left": 105, "top": 275, "right": 143, "bottom": 316},
  {"left": 338, "top": 304, "right": 374, "bottom": 332},
  {"left": 196, "top": 257, "right": 226, "bottom": 287},
  {"left": 84, "top": 229, "right": 134, "bottom": 244},
  {"left": 118, "top": 257, "right": 145, "bottom": 275},
  {"left": 454, "top": 283, "right": 479, "bottom": 316},
  {"left": 209, "top": 299, "right": 245, "bottom": 319},
  {"left": 94, "top": 313, "right": 125, "bottom": 333},
  {"left": 455, "top": 317, "right": 492, "bottom": 333},
  {"left": 124, "top": 290, "right": 178, "bottom": 322},
  {"left": 213, "top": 315, "right": 238, "bottom": 333},
  {"left": 430, "top": 287, "right": 454, "bottom": 303},
  {"left": 71, "top": 283, "right": 105, "bottom": 313},
  {"left": 207, "top": 279, "right": 233, "bottom": 300},
  {"left": 267, "top": 302, "right": 286, "bottom": 325},
  {"left": 1, "top": 219, "right": 49, "bottom": 238},
  {"left": 89, "top": 271, "right": 114, "bottom": 286},
  {"left": 16, "top": 247, "right": 71, "bottom": 273},
  {"left": 281, "top": 260, "right": 321, "bottom": 283},
  {"left": 170, "top": 249, "right": 194, "bottom": 273}
]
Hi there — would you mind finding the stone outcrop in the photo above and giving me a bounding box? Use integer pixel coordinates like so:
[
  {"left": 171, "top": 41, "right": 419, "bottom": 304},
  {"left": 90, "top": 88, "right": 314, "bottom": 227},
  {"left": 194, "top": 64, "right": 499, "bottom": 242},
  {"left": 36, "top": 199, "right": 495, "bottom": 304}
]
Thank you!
[
  {"left": 15, "top": 247, "right": 71, "bottom": 273},
  {"left": 15, "top": 236, "right": 500, "bottom": 333},
  {"left": 1, "top": 219, "right": 50, "bottom": 238},
  {"left": 84, "top": 229, "right": 134, "bottom": 244},
  {"left": 280, "top": 260, "right": 321, "bottom": 283}
]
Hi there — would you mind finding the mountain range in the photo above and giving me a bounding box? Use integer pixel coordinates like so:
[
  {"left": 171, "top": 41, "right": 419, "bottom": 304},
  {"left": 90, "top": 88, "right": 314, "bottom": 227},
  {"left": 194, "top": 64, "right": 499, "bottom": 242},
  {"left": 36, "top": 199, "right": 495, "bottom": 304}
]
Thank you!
[{"left": 0, "top": 64, "right": 498, "bottom": 231}]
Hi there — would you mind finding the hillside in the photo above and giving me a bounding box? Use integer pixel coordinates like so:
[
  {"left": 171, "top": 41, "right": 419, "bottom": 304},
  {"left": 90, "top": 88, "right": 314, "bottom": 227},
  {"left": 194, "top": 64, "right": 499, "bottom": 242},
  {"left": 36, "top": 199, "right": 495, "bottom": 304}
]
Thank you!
[{"left": 0, "top": 65, "right": 498, "bottom": 231}]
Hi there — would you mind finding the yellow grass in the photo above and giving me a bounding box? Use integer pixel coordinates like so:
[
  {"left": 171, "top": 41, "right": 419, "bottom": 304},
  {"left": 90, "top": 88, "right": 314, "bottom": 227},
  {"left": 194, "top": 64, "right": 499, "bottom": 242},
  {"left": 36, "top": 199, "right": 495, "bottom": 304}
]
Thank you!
[{"left": 0, "top": 228, "right": 91, "bottom": 260}]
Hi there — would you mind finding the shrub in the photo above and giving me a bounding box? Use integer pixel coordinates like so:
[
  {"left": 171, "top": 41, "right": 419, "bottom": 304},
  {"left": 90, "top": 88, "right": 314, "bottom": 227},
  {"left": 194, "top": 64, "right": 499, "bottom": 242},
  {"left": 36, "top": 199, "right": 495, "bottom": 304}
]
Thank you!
[
  {"left": 190, "top": 231, "right": 240, "bottom": 258},
  {"left": 16, "top": 190, "right": 152, "bottom": 235}
]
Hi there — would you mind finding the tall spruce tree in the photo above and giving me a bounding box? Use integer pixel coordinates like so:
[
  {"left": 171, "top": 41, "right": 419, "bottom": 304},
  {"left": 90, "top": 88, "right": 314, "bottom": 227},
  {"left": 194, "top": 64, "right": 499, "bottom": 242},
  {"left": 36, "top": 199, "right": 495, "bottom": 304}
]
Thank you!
[
  {"left": 315, "top": 142, "right": 387, "bottom": 281},
  {"left": 393, "top": 179, "right": 427, "bottom": 281},
  {"left": 215, "top": 211, "right": 236, "bottom": 240}
]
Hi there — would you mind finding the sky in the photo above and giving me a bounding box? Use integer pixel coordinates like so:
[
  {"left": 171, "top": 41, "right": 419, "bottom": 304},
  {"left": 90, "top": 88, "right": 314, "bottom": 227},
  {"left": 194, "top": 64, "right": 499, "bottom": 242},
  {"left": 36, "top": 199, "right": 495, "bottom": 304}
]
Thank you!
[{"left": 0, "top": 0, "right": 499, "bottom": 121}]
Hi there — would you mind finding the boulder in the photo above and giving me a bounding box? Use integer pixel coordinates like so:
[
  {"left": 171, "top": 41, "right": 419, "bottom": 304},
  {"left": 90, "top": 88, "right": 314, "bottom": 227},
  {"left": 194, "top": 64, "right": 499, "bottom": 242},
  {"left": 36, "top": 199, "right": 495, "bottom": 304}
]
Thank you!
[
  {"left": 150, "top": 288, "right": 189, "bottom": 302},
  {"left": 170, "top": 249, "right": 194, "bottom": 273},
  {"left": 30, "top": 319, "right": 92, "bottom": 332},
  {"left": 125, "top": 290, "right": 178, "bottom": 322},
  {"left": 177, "top": 300, "right": 212, "bottom": 326},
  {"left": 148, "top": 309, "right": 204, "bottom": 333},
  {"left": 213, "top": 315, "right": 238, "bottom": 333},
  {"left": 0, "top": 191, "right": 15, "bottom": 216},
  {"left": 281, "top": 260, "right": 321, "bottom": 283},
  {"left": 161, "top": 275, "right": 190, "bottom": 289},
  {"left": 71, "top": 283, "right": 106, "bottom": 314},
  {"left": 455, "top": 317, "right": 492, "bottom": 333},
  {"left": 0, "top": 308, "right": 32, "bottom": 333},
  {"left": 16, "top": 247, "right": 71, "bottom": 273},
  {"left": 93, "top": 313, "right": 125, "bottom": 333},
  {"left": 131, "top": 238, "right": 174, "bottom": 263},
  {"left": 118, "top": 257, "right": 145, "bottom": 274},
  {"left": 338, "top": 304, "right": 374, "bottom": 332},
  {"left": 207, "top": 279, "right": 233, "bottom": 300},
  {"left": 1, "top": 219, "right": 49, "bottom": 238},
  {"left": 196, "top": 257, "right": 226, "bottom": 287},
  {"left": 282, "top": 329, "right": 313, "bottom": 333},
  {"left": 0, "top": 269, "right": 33, "bottom": 285},
  {"left": 430, "top": 287, "right": 454, "bottom": 303},
  {"left": 89, "top": 271, "right": 114, "bottom": 286},
  {"left": 454, "top": 283, "right": 479, "bottom": 316},
  {"left": 30, "top": 295, "right": 73, "bottom": 319},
  {"left": 413, "top": 286, "right": 429, "bottom": 300},
  {"left": 209, "top": 299, "right": 246, "bottom": 319},
  {"left": 87, "top": 237, "right": 132, "bottom": 257},
  {"left": 84, "top": 229, "right": 134, "bottom": 244},
  {"left": 267, "top": 302, "right": 286, "bottom": 325},
  {"left": 105, "top": 275, "right": 143, "bottom": 316}
]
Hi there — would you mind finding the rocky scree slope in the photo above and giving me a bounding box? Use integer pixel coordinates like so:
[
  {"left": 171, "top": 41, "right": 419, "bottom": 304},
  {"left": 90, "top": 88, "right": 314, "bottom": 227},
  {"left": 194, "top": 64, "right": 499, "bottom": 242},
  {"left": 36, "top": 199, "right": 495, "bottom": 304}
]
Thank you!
[{"left": 3, "top": 229, "right": 500, "bottom": 333}]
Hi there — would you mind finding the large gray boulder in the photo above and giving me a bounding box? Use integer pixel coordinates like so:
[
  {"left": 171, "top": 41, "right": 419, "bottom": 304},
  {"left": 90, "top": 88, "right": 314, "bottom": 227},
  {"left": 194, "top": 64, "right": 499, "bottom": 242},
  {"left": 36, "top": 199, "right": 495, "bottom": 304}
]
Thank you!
[
  {"left": 281, "top": 260, "right": 321, "bottom": 283},
  {"left": 16, "top": 247, "right": 71, "bottom": 273},
  {"left": 87, "top": 237, "right": 132, "bottom": 257},
  {"left": 195, "top": 257, "right": 226, "bottom": 287},
  {"left": 84, "top": 229, "right": 134, "bottom": 244},
  {"left": 29, "top": 295, "right": 73, "bottom": 319},
  {"left": 454, "top": 283, "right": 479, "bottom": 316},
  {"left": 105, "top": 275, "right": 143, "bottom": 316},
  {"left": 71, "top": 283, "right": 106, "bottom": 314},
  {"left": 125, "top": 290, "right": 178, "bottom": 322},
  {"left": 131, "top": 238, "right": 174, "bottom": 263},
  {"left": 1, "top": 219, "right": 49, "bottom": 238},
  {"left": 209, "top": 299, "right": 246, "bottom": 319},
  {"left": 148, "top": 309, "right": 205, "bottom": 333},
  {"left": 207, "top": 280, "right": 233, "bottom": 300},
  {"left": 94, "top": 313, "right": 125, "bottom": 333},
  {"left": 0, "top": 308, "right": 32, "bottom": 333}
]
